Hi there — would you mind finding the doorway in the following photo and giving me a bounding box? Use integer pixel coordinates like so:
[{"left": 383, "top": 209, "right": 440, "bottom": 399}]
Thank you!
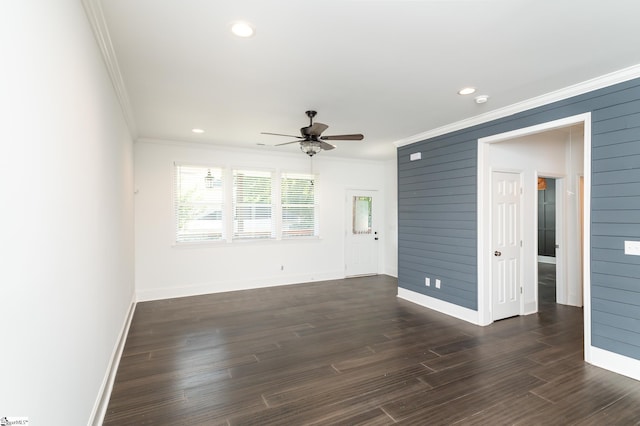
[
  {"left": 538, "top": 177, "right": 557, "bottom": 261},
  {"left": 538, "top": 176, "right": 557, "bottom": 305},
  {"left": 477, "top": 113, "right": 591, "bottom": 345}
]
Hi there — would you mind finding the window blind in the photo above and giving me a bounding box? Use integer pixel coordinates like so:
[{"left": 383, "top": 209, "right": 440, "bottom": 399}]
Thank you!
[
  {"left": 281, "top": 173, "right": 317, "bottom": 238},
  {"left": 174, "top": 165, "right": 224, "bottom": 242},
  {"left": 233, "top": 169, "right": 274, "bottom": 239}
]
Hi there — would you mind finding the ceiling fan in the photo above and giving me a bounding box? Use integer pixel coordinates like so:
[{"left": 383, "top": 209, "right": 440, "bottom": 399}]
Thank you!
[{"left": 261, "top": 110, "right": 364, "bottom": 157}]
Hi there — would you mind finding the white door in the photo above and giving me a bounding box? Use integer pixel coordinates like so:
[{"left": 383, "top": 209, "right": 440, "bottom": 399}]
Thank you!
[
  {"left": 345, "top": 190, "right": 379, "bottom": 277},
  {"left": 492, "top": 172, "right": 522, "bottom": 320}
]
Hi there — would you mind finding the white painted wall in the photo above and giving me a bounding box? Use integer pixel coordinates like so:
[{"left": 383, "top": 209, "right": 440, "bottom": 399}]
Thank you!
[
  {"left": 135, "top": 140, "right": 395, "bottom": 301},
  {"left": 565, "top": 129, "right": 585, "bottom": 306},
  {"left": 0, "top": 1, "right": 135, "bottom": 424},
  {"left": 384, "top": 159, "right": 398, "bottom": 277},
  {"left": 488, "top": 127, "right": 584, "bottom": 313}
]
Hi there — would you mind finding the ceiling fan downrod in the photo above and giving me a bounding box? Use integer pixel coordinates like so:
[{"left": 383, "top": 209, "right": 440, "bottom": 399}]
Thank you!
[{"left": 305, "top": 110, "right": 317, "bottom": 125}]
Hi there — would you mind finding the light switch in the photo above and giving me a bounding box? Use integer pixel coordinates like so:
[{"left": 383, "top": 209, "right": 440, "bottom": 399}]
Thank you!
[
  {"left": 410, "top": 152, "right": 422, "bottom": 161},
  {"left": 624, "top": 240, "right": 640, "bottom": 256}
]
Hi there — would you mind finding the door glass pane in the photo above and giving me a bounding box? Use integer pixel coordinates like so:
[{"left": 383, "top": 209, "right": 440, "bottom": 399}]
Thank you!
[{"left": 352, "top": 196, "right": 372, "bottom": 234}]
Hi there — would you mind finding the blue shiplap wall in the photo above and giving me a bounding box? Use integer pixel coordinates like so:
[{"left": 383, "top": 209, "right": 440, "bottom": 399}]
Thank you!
[{"left": 398, "top": 77, "right": 640, "bottom": 361}]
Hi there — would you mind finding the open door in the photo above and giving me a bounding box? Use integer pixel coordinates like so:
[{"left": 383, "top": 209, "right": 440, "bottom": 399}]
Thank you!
[{"left": 492, "top": 171, "right": 522, "bottom": 320}]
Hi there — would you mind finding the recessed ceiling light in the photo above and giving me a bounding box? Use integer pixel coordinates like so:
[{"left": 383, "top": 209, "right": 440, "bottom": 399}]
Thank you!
[
  {"left": 475, "top": 95, "right": 490, "bottom": 104},
  {"left": 458, "top": 87, "right": 476, "bottom": 95},
  {"left": 192, "top": 128, "right": 204, "bottom": 134},
  {"left": 231, "top": 21, "right": 255, "bottom": 38}
]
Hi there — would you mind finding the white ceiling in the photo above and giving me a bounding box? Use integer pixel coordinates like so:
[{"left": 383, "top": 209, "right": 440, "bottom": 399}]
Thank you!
[{"left": 96, "top": 0, "right": 640, "bottom": 160}]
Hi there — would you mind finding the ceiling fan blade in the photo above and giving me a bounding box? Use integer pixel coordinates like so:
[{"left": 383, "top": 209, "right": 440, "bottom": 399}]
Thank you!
[
  {"left": 308, "top": 122, "right": 329, "bottom": 136},
  {"left": 275, "top": 140, "right": 302, "bottom": 146},
  {"left": 320, "top": 141, "right": 336, "bottom": 151},
  {"left": 320, "top": 134, "right": 364, "bottom": 141},
  {"left": 261, "top": 132, "right": 303, "bottom": 138}
]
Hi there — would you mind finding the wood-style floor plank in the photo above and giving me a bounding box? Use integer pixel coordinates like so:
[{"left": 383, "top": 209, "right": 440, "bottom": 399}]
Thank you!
[{"left": 104, "top": 269, "right": 640, "bottom": 424}]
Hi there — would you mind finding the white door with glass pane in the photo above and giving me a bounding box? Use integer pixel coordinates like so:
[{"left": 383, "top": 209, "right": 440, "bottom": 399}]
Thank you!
[{"left": 345, "top": 190, "right": 379, "bottom": 277}]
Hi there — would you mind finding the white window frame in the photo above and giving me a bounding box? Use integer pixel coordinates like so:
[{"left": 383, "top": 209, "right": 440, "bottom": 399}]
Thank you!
[
  {"left": 232, "top": 168, "right": 276, "bottom": 240},
  {"left": 173, "top": 162, "right": 225, "bottom": 244},
  {"left": 173, "top": 164, "right": 320, "bottom": 245},
  {"left": 280, "top": 172, "right": 319, "bottom": 239}
]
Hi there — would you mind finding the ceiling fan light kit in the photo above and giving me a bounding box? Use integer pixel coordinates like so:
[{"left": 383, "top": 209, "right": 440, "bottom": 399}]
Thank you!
[
  {"left": 300, "top": 141, "right": 322, "bottom": 157},
  {"left": 261, "top": 110, "right": 364, "bottom": 157}
]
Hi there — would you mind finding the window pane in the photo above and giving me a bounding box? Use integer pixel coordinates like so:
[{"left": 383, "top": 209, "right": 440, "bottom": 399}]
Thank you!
[
  {"left": 233, "top": 170, "right": 274, "bottom": 239},
  {"left": 282, "top": 173, "right": 317, "bottom": 238},
  {"left": 352, "top": 196, "right": 372, "bottom": 234},
  {"left": 175, "top": 165, "right": 224, "bottom": 242}
]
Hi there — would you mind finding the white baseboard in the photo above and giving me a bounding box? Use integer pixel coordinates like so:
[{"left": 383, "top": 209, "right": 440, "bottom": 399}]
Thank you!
[
  {"left": 89, "top": 295, "right": 137, "bottom": 425},
  {"left": 136, "top": 271, "right": 345, "bottom": 302},
  {"left": 384, "top": 266, "right": 398, "bottom": 278},
  {"left": 589, "top": 346, "right": 640, "bottom": 382},
  {"left": 538, "top": 256, "right": 556, "bottom": 264},
  {"left": 523, "top": 301, "right": 537, "bottom": 316},
  {"left": 397, "top": 287, "right": 480, "bottom": 325}
]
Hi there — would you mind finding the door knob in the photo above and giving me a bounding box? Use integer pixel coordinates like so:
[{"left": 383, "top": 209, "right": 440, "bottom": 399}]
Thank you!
[{"left": 494, "top": 251, "right": 502, "bottom": 257}]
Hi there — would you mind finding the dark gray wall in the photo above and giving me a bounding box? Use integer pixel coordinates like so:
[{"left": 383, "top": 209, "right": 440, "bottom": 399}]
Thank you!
[
  {"left": 538, "top": 179, "right": 556, "bottom": 257},
  {"left": 398, "top": 78, "right": 640, "bottom": 361}
]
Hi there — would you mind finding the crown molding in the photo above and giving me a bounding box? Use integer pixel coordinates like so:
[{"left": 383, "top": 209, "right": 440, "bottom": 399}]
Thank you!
[
  {"left": 394, "top": 63, "right": 640, "bottom": 148},
  {"left": 82, "top": 0, "right": 138, "bottom": 137}
]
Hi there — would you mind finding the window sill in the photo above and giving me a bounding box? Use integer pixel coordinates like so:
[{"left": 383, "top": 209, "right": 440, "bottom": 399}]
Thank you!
[{"left": 172, "top": 236, "right": 321, "bottom": 248}]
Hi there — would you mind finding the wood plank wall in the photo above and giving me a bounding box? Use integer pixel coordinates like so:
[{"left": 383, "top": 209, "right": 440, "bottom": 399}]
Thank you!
[
  {"left": 397, "top": 78, "right": 640, "bottom": 360},
  {"left": 591, "top": 86, "right": 640, "bottom": 360}
]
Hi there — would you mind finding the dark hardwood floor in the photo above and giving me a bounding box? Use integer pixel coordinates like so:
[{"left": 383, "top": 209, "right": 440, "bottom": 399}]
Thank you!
[{"left": 104, "top": 273, "right": 640, "bottom": 425}]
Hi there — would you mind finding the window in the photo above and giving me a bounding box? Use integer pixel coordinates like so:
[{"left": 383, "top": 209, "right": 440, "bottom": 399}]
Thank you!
[
  {"left": 174, "top": 165, "right": 318, "bottom": 243},
  {"left": 174, "top": 165, "right": 224, "bottom": 242},
  {"left": 233, "top": 169, "right": 274, "bottom": 239},
  {"left": 281, "top": 173, "right": 318, "bottom": 238},
  {"left": 352, "top": 196, "right": 372, "bottom": 234}
]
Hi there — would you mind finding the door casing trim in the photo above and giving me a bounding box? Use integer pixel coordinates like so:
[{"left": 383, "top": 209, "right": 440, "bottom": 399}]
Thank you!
[{"left": 477, "top": 112, "right": 592, "bottom": 362}]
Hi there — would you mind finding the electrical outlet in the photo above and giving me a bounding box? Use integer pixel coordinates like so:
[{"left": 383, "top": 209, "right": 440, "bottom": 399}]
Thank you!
[
  {"left": 624, "top": 241, "right": 640, "bottom": 256},
  {"left": 425, "top": 277, "right": 430, "bottom": 287},
  {"left": 435, "top": 279, "right": 441, "bottom": 289}
]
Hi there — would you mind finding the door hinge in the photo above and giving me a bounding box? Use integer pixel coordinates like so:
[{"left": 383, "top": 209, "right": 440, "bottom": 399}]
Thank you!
[
  {"left": 520, "top": 287, "right": 523, "bottom": 294},
  {"left": 520, "top": 240, "right": 523, "bottom": 247}
]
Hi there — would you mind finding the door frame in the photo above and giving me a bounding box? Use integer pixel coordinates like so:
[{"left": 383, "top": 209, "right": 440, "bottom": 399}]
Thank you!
[{"left": 477, "top": 113, "right": 592, "bottom": 361}]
